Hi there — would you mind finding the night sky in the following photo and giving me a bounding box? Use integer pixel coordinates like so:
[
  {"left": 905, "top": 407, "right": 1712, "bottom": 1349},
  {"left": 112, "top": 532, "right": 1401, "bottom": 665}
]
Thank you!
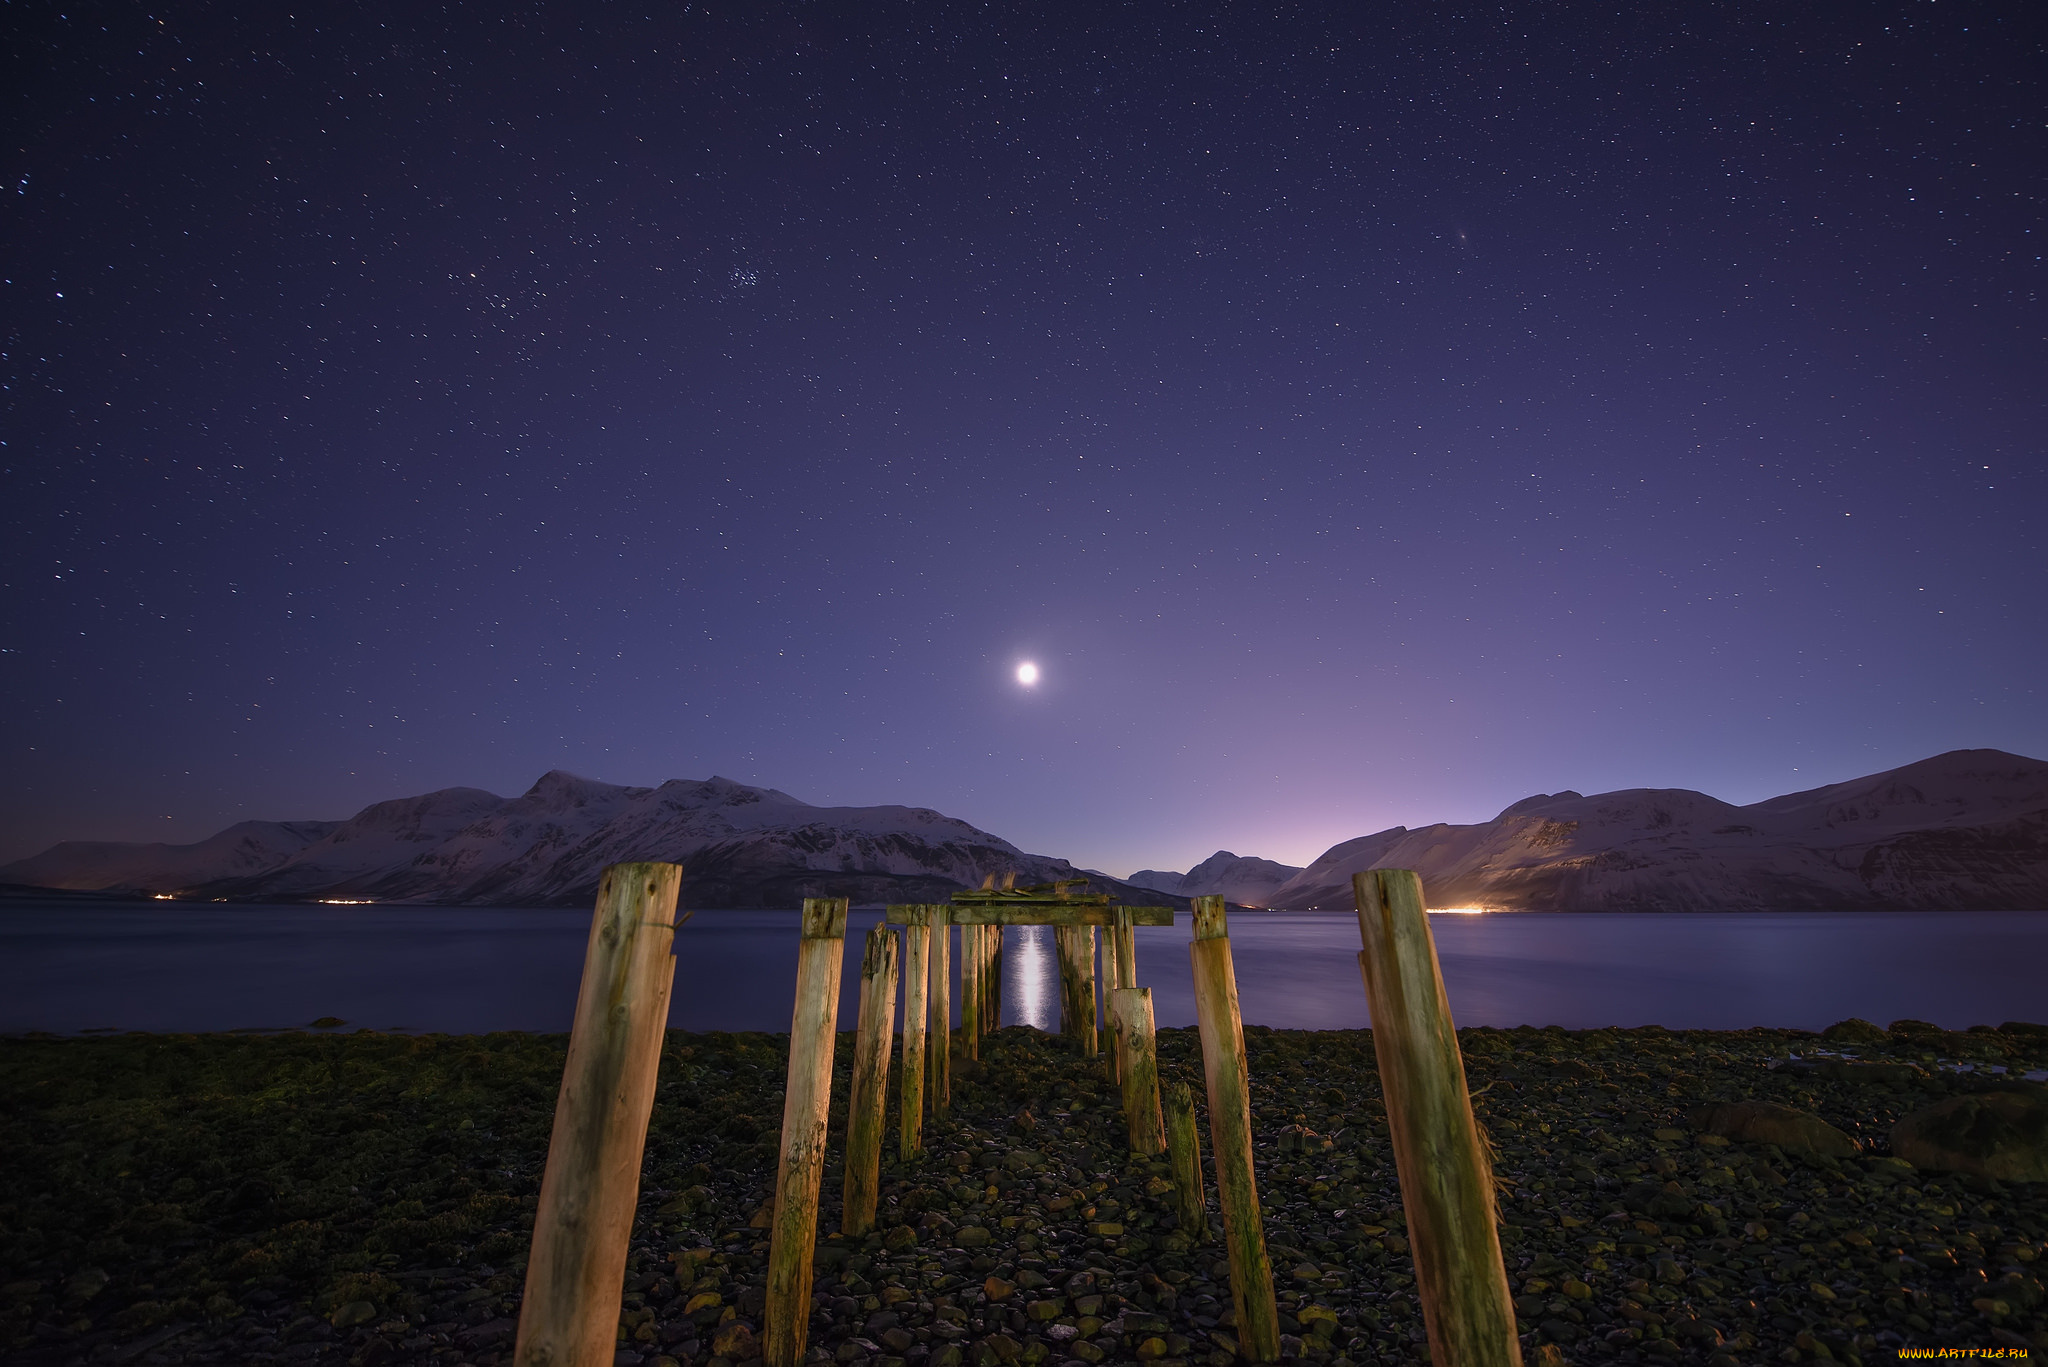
[{"left": 4, "top": 2, "right": 2043, "bottom": 875}]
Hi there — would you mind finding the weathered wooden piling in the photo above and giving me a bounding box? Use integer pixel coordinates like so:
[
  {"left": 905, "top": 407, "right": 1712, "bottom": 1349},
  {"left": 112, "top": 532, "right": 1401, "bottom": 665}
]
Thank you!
[
  {"left": 896, "top": 909, "right": 931, "bottom": 1160},
  {"left": 1102, "top": 931, "right": 1125, "bottom": 1082},
  {"left": 1163, "top": 1080, "right": 1206, "bottom": 1239},
  {"left": 514, "top": 862, "right": 683, "bottom": 1367},
  {"left": 1053, "top": 924, "right": 1098, "bottom": 1054},
  {"left": 987, "top": 924, "right": 1003, "bottom": 1031},
  {"left": 929, "top": 908, "right": 951, "bottom": 1115},
  {"left": 763, "top": 898, "right": 848, "bottom": 1367},
  {"left": 960, "top": 923, "right": 984, "bottom": 1061},
  {"left": 1110, "top": 986, "right": 1165, "bottom": 1155},
  {"left": 842, "top": 922, "right": 899, "bottom": 1237},
  {"left": 1353, "top": 870, "right": 1521, "bottom": 1367},
  {"left": 1188, "top": 895, "right": 1279, "bottom": 1364},
  {"left": 1112, "top": 904, "right": 1137, "bottom": 989}
]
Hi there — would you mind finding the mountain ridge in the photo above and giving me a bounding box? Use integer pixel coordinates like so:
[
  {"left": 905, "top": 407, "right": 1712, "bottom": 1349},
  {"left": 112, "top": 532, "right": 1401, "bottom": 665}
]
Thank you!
[
  {"left": 1264, "top": 748, "right": 2048, "bottom": 911},
  {"left": 0, "top": 772, "right": 1178, "bottom": 910}
]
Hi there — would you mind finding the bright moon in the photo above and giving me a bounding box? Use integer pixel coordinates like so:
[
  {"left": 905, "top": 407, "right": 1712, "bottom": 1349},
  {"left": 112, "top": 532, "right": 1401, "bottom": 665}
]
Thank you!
[{"left": 1016, "top": 662, "right": 1040, "bottom": 686}]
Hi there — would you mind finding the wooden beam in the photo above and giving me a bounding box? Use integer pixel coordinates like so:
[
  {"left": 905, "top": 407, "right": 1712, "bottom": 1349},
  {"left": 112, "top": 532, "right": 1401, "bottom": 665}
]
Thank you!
[
  {"left": 931, "top": 903, "right": 1174, "bottom": 927},
  {"left": 1353, "top": 870, "right": 1521, "bottom": 1367},
  {"left": 514, "top": 862, "right": 683, "bottom": 1367}
]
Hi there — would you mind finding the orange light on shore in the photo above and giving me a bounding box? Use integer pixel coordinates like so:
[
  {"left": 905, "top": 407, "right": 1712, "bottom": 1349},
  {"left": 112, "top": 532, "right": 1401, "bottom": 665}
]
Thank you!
[
  {"left": 1427, "top": 906, "right": 1490, "bottom": 914},
  {"left": 151, "top": 893, "right": 175, "bottom": 901}
]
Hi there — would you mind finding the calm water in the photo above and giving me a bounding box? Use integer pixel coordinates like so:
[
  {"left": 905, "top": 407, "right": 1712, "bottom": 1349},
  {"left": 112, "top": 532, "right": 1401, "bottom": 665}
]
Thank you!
[{"left": 2, "top": 903, "right": 2044, "bottom": 1036}]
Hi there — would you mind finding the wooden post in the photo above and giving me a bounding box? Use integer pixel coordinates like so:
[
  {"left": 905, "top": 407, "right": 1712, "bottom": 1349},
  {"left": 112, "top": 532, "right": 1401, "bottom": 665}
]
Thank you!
[
  {"left": 843, "top": 922, "right": 899, "bottom": 1237},
  {"left": 1164, "top": 1080, "right": 1206, "bottom": 1239},
  {"left": 1188, "top": 895, "right": 1279, "bottom": 1364},
  {"left": 764, "top": 898, "right": 848, "bottom": 1367},
  {"left": 897, "top": 910, "right": 930, "bottom": 1160},
  {"left": 1353, "top": 870, "right": 1521, "bottom": 1367},
  {"left": 1110, "top": 987, "right": 1165, "bottom": 1155},
  {"left": 1113, "top": 904, "right": 1137, "bottom": 989},
  {"left": 930, "top": 908, "right": 951, "bottom": 1115},
  {"left": 1055, "top": 925, "right": 1098, "bottom": 1055},
  {"left": 515, "top": 862, "right": 684, "bottom": 1367},
  {"left": 1103, "top": 921, "right": 1125, "bottom": 1082},
  {"left": 960, "top": 923, "right": 983, "bottom": 1061},
  {"left": 1078, "top": 924, "right": 1098, "bottom": 1056},
  {"left": 987, "top": 924, "right": 1003, "bottom": 1032}
]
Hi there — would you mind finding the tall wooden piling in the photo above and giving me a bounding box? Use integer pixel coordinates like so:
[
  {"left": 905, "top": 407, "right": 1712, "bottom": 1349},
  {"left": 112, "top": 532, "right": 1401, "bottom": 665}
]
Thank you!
[
  {"left": 1102, "top": 927, "right": 1124, "bottom": 1082},
  {"left": 1112, "top": 904, "right": 1137, "bottom": 989},
  {"left": 763, "top": 898, "right": 848, "bottom": 1367},
  {"left": 960, "top": 923, "right": 983, "bottom": 1061},
  {"left": 929, "top": 908, "right": 951, "bottom": 1115},
  {"left": 987, "top": 925, "right": 1003, "bottom": 1032},
  {"left": 1188, "top": 895, "right": 1278, "bottom": 1364},
  {"left": 514, "top": 862, "right": 683, "bottom": 1367},
  {"left": 1110, "top": 987, "right": 1165, "bottom": 1155},
  {"left": 1163, "top": 1080, "right": 1206, "bottom": 1239},
  {"left": 1054, "top": 924, "right": 1099, "bottom": 1055},
  {"left": 842, "top": 922, "right": 899, "bottom": 1237},
  {"left": 897, "top": 910, "right": 931, "bottom": 1160},
  {"left": 1353, "top": 871, "right": 1521, "bottom": 1367}
]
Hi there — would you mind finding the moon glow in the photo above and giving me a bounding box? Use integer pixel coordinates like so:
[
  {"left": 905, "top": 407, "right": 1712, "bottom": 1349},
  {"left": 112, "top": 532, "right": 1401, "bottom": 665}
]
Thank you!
[{"left": 1016, "top": 661, "right": 1040, "bottom": 686}]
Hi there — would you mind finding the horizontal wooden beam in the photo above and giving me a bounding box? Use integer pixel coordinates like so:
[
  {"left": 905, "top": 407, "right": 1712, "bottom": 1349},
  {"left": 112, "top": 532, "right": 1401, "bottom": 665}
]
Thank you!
[{"left": 905, "top": 904, "right": 1175, "bottom": 927}]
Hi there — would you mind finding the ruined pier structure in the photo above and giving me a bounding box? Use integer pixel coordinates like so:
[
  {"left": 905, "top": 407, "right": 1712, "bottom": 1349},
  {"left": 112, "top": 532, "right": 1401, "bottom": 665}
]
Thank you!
[{"left": 514, "top": 869, "right": 1521, "bottom": 1367}]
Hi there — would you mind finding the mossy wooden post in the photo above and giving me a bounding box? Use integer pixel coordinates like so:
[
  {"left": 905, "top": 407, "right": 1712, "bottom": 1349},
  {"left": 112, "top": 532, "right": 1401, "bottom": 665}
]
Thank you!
[
  {"left": 1163, "top": 1080, "right": 1206, "bottom": 1239},
  {"left": 764, "top": 898, "right": 848, "bottom": 1367},
  {"left": 1110, "top": 986, "right": 1166, "bottom": 1155},
  {"left": 1113, "top": 904, "right": 1138, "bottom": 990},
  {"left": 1102, "top": 927, "right": 1125, "bottom": 1082},
  {"left": 1079, "top": 924, "right": 1099, "bottom": 1056},
  {"left": 960, "top": 923, "right": 983, "bottom": 1061},
  {"left": 1055, "top": 924, "right": 1098, "bottom": 1055},
  {"left": 930, "top": 908, "right": 951, "bottom": 1116},
  {"left": 1353, "top": 870, "right": 1521, "bottom": 1367},
  {"left": 514, "top": 862, "right": 683, "bottom": 1367},
  {"left": 987, "top": 924, "right": 1003, "bottom": 1031},
  {"left": 897, "top": 909, "right": 931, "bottom": 1160},
  {"left": 1188, "top": 895, "right": 1278, "bottom": 1363},
  {"left": 843, "top": 922, "right": 899, "bottom": 1237}
]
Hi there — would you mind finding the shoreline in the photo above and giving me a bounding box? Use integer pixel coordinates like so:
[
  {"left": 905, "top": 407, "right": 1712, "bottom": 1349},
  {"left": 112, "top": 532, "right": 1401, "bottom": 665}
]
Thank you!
[{"left": 3, "top": 1023, "right": 2044, "bottom": 1367}]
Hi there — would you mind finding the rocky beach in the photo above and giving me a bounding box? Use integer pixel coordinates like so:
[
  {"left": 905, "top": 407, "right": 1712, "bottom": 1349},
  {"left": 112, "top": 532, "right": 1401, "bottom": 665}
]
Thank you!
[{"left": 4, "top": 1021, "right": 2045, "bottom": 1367}]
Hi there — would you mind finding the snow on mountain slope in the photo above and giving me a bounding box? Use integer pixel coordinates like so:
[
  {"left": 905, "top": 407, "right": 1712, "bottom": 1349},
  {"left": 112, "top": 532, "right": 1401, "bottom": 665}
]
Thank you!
[
  {"left": 1265, "top": 749, "right": 2048, "bottom": 912},
  {"left": 0, "top": 772, "right": 1165, "bottom": 909},
  {"left": 1176, "top": 851, "right": 1304, "bottom": 907},
  {"left": 0, "top": 820, "right": 340, "bottom": 894}
]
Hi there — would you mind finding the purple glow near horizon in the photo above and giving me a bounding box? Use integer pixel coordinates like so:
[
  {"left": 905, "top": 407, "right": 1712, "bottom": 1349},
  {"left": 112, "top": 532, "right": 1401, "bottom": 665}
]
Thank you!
[{"left": 3, "top": 4, "right": 2041, "bottom": 874}]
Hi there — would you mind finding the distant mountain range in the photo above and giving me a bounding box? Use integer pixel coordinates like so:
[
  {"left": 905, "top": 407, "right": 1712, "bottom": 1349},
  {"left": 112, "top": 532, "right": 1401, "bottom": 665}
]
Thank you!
[
  {"left": 1264, "top": 748, "right": 2048, "bottom": 912},
  {"left": 1125, "top": 851, "right": 1305, "bottom": 908},
  {"left": 4, "top": 748, "right": 2043, "bottom": 911},
  {"left": 0, "top": 772, "right": 1176, "bottom": 910}
]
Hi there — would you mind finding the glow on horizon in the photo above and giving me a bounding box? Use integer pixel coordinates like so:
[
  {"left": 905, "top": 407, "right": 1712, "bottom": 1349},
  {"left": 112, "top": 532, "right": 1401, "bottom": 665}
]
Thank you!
[{"left": 1428, "top": 907, "right": 1491, "bottom": 914}]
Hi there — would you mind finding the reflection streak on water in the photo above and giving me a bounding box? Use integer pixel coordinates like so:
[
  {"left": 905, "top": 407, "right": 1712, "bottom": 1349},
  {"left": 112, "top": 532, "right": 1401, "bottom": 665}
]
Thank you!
[{"left": 1006, "top": 924, "right": 1057, "bottom": 1031}]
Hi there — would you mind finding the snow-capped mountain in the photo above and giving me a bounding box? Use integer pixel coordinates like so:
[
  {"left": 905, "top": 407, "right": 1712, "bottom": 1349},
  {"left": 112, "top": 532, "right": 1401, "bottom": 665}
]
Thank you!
[
  {"left": 1124, "top": 851, "right": 1305, "bottom": 907},
  {"left": 1265, "top": 749, "right": 2048, "bottom": 912},
  {"left": 0, "top": 773, "right": 1173, "bottom": 909}
]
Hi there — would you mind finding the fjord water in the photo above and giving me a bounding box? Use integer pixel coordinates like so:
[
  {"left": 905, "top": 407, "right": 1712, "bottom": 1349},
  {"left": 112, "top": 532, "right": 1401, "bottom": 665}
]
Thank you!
[{"left": 1, "top": 904, "right": 2043, "bottom": 1036}]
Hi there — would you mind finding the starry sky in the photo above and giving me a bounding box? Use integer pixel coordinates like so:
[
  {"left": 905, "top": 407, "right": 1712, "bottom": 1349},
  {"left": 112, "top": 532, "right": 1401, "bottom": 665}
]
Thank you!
[{"left": 3, "top": 2, "right": 2043, "bottom": 875}]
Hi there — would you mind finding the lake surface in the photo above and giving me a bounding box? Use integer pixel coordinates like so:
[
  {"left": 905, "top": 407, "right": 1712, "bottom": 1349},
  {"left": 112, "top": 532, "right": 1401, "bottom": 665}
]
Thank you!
[{"left": 2, "top": 903, "right": 2044, "bottom": 1036}]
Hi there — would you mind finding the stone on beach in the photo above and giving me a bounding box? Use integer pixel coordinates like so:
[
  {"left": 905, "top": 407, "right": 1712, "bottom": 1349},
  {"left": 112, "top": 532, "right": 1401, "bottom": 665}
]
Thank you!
[
  {"left": 1688, "top": 1099, "right": 1862, "bottom": 1157},
  {"left": 1891, "top": 1086, "right": 2048, "bottom": 1181}
]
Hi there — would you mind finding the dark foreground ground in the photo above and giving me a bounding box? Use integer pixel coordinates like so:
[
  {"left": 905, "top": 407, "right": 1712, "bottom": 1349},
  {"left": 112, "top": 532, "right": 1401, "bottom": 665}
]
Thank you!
[{"left": 3, "top": 1022, "right": 2045, "bottom": 1367}]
